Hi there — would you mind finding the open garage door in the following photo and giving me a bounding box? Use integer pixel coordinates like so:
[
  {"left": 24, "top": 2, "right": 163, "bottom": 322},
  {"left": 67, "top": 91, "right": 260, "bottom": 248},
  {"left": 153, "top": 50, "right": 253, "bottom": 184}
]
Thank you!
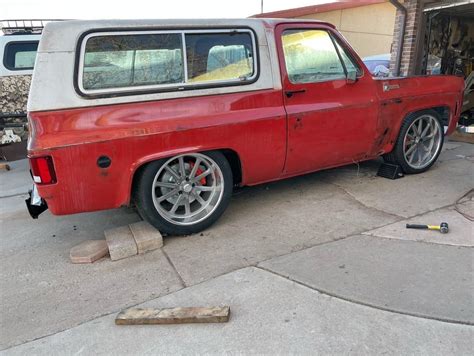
[{"left": 421, "top": 1, "right": 474, "bottom": 77}]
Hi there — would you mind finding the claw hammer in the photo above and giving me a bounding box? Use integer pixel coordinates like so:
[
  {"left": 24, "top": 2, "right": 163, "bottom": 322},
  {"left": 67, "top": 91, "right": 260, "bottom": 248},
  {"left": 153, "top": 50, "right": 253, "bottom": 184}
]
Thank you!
[{"left": 406, "top": 222, "right": 449, "bottom": 234}]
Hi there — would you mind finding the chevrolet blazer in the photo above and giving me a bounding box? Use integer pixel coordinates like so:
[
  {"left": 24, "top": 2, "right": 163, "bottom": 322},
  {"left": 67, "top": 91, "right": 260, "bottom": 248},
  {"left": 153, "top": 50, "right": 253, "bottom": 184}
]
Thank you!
[{"left": 26, "top": 19, "right": 465, "bottom": 235}]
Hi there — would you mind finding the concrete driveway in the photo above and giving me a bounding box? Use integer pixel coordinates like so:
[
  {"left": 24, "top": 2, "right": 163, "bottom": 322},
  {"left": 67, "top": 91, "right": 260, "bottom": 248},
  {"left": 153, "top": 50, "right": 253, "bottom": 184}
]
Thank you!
[{"left": 1, "top": 141, "right": 473, "bottom": 354}]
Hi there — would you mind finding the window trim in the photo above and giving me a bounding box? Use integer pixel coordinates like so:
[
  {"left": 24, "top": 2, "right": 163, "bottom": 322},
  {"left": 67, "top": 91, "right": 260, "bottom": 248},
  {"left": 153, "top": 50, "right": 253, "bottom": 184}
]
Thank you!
[
  {"left": 330, "top": 34, "right": 363, "bottom": 77},
  {"left": 76, "top": 28, "right": 259, "bottom": 97},
  {"left": 3, "top": 40, "right": 39, "bottom": 71}
]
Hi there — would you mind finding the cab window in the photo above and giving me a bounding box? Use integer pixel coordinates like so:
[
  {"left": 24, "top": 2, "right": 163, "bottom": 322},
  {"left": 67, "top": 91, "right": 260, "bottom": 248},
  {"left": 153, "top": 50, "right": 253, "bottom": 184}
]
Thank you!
[
  {"left": 282, "top": 29, "right": 345, "bottom": 84},
  {"left": 334, "top": 39, "right": 362, "bottom": 76}
]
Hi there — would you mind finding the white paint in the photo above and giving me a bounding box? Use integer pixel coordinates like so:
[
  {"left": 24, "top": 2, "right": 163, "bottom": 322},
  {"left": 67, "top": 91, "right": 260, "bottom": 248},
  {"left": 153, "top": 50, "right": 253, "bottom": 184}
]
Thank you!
[{"left": 28, "top": 19, "right": 293, "bottom": 112}]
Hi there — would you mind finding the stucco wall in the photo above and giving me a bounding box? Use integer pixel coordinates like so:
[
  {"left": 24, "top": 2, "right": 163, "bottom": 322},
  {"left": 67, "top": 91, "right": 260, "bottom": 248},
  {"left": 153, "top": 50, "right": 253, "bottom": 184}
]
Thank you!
[{"left": 297, "top": 2, "right": 396, "bottom": 57}]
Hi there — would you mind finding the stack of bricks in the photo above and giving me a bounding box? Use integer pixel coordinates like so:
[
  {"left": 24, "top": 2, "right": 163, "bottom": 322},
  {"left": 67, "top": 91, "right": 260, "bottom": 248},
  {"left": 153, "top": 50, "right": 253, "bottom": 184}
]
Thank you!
[
  {"left": 105, "top": 221, "right": 163, "bottom": 261},
  {"left": 389, "top": 0, "right": 425, "bottom": 77},
  {"left": 70, "top": 221, "right": 163, "bottom": 263}
]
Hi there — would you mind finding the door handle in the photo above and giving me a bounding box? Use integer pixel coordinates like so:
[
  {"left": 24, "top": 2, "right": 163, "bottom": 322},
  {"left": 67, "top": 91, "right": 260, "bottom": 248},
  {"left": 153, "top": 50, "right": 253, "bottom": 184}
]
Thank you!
[{"left": 285, "top": 89, "right": 306, "bottom": 98}]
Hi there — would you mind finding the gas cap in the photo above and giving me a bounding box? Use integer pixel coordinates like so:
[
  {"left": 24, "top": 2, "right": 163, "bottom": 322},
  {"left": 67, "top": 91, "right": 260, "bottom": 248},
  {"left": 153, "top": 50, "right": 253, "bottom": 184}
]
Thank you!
[{"left": 97, "top": 156, "right": 111, "bottom": 168}]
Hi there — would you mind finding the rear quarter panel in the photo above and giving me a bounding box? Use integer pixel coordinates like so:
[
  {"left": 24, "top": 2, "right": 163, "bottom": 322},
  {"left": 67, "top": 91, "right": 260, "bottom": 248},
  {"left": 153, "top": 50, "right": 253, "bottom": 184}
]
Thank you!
[
  {"left": 29, "top": 90, "right": 287, "bottom": 214},
  {"left": 374, "top": 75, "right": 464, "bottom": 154}
]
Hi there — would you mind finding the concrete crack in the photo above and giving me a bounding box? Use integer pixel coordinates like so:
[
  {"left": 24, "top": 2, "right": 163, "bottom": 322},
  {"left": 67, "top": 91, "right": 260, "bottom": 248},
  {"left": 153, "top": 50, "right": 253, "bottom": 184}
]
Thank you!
[
  {"left": 329, "top": 181, "right": 405, "bottom": 220},
  {"left": 161, "top": 248, "right": 186, "bottom": 288},
  {"left": 255, "top": 265, "right": 474, "bottom": 326}
]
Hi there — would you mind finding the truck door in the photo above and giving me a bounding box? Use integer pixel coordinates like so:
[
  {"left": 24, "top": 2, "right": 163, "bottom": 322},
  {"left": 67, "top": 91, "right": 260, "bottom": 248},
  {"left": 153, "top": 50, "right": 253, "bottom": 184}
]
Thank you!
[{"left": 276, "top": 24, "right": 379, "bottom": 174}]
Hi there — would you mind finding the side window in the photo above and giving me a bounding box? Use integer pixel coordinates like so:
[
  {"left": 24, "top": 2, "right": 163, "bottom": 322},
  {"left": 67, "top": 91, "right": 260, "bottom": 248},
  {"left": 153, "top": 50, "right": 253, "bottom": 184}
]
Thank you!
[
  {"left": 281, "top": 29, "right": 345, "bottom": 84},
  {"left": 82, "top": 33, "right": 184, "bottom": 90},
  {"left": 80, "top": 30, "right": 257, "bottom": 94},
  {"left": 185, "top": 33, "right": 254, "bottom": 83},
  {"left": 334, "top": 39, "right": 362, "bottom": 76},
  {"left": 3, "top": 41, "right": 39, "bottom": 70}
]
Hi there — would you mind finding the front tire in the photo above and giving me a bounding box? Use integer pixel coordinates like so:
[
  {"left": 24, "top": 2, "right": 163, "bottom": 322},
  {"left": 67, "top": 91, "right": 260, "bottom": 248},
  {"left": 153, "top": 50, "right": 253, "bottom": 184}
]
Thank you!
[
  {"left": 384, "top": 110, "right": 444, "bottom": 174},
  {"left": 134, "top": 151, "right": 233, "bottom": 235}
]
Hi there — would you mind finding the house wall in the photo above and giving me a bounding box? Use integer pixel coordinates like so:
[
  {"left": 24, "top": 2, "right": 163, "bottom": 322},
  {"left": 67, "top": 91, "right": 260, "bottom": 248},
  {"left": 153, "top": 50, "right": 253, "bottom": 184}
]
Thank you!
[
  {"left": 296, "top": 2, "right": 397, "bottom": 57},
  {"left": 389, "top": 0, "right": 426, "bottom": 76}
]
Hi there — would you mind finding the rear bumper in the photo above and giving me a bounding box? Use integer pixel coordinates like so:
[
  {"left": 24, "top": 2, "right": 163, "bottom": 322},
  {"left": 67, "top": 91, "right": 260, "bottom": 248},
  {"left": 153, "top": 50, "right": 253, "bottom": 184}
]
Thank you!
[{"left": 25, "top": 186, "right": 48, "bottom": 219}]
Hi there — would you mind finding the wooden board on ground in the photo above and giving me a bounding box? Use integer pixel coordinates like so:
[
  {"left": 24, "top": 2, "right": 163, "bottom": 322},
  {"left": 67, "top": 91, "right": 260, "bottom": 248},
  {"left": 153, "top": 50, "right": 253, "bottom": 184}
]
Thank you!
[{"left": 115, "top": 306, "right": 230, "bottom": 325}]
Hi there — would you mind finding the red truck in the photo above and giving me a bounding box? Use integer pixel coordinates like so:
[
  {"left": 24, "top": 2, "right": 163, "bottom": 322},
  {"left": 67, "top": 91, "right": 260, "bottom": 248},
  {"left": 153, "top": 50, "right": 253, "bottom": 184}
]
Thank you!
[{"left": 26, "top": 19, "right": 464, "bottom": 235}]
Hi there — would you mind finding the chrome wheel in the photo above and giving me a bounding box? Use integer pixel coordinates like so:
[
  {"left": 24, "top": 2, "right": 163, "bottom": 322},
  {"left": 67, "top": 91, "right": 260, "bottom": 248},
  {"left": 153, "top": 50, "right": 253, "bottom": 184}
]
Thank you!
[
  {"left": 403, "top": 114, "right": 442, "bottom": 170},
  {"left": 151, "top": 153, "right": 224, "bottom": 226}
]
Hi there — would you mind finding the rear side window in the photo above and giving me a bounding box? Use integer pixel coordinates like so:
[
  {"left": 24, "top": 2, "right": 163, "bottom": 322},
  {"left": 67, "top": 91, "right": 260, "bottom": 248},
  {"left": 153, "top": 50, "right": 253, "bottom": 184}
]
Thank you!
[
  {"left": 186, "top": 33, "right": 254, "bottom": 83},
  {"left": 79, "top": 29, "right": 257, "bottom": 95},
  {"left": 83, "top": 34, "right": 184, "bottom": 90},
  {"left": 3, "top": 41, "right": 39, "bottom": 70}
]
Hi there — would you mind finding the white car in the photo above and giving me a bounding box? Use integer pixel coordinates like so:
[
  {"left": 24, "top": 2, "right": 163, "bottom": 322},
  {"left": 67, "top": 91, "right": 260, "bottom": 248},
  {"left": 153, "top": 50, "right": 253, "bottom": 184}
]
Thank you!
[
  {"left": 0, "top": 33, "right": 40, "bottom": 77},
  {"left": 0, "top": 20, "right": 42, "bottom": 146}
]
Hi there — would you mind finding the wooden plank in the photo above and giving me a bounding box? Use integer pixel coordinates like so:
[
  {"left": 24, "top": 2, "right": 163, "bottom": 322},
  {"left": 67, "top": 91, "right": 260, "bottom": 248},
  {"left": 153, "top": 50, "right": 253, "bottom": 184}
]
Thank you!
[{"left": 115, "top": 306, "right": 230, "bottom": 325}]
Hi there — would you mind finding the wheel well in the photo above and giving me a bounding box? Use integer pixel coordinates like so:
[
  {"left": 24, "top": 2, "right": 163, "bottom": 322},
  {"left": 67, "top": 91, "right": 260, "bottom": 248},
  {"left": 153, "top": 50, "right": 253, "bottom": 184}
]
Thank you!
[
  {"left": 423, "top": 106, "right": 450, "bottom": 126},
  {"left": 220, "top": 149, "right": 242, "bottom": 186},
  {"left": 130, "top": 148, "right": 243, "bottom": 204}
]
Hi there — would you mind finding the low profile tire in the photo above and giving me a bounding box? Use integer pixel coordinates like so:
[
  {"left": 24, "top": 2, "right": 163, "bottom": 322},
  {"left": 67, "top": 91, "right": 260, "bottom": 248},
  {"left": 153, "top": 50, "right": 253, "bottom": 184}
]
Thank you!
[
  {"left": 383, "top": 109, "right": 444, "bottom": 174},
  {"left": 134, "top": 151, "right": 233, "bottom": 236}
]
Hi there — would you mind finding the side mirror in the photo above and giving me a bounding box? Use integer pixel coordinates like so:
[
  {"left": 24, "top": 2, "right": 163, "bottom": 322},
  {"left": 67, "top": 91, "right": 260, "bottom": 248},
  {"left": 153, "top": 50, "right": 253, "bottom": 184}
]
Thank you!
[{"left": 346, "top": 70, "right": 357, "bottom": 84}]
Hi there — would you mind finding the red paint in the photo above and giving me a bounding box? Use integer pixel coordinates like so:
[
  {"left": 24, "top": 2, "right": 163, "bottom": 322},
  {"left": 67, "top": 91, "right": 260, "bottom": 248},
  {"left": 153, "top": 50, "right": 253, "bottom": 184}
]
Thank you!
[{"left": 28, "top": 21, "right": 464, "bottom": 216}]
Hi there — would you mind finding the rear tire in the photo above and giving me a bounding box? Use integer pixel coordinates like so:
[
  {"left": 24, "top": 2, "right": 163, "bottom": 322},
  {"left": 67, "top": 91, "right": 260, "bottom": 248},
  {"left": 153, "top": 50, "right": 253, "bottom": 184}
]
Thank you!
[
  {"left": 134, "top": 151, "right": 233, "bottom": 235},
  {"left": 384, "top": 110, "right": 444, "bottom": 174}
]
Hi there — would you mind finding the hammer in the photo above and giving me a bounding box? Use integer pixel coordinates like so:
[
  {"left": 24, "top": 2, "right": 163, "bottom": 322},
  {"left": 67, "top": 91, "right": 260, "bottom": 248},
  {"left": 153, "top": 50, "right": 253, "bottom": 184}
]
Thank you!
[{"left": 406, "top": 222, "right": 449, "bottom": 234}]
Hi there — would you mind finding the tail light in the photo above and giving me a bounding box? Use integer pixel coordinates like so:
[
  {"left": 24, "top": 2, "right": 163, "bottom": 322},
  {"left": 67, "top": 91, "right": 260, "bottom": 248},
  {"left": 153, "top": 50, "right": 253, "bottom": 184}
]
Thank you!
[{"left": 30, "top": 156, "right": 57, "bottom": 185}]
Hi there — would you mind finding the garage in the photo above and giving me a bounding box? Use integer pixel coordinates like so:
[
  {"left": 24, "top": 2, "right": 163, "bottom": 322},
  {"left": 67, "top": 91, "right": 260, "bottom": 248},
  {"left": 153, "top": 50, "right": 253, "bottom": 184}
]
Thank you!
[{"left": 421, "top": 1, "right": 474, "bottom": 77}]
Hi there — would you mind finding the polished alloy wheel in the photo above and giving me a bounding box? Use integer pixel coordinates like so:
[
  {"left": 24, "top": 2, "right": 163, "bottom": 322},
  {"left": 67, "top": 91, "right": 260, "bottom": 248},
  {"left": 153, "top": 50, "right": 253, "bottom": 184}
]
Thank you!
[
  {"left": 403, "top": 114, "right": 442, "bottom": 170},
  {"left": 151, "top": 153, "right": 224, "bottom": 225}
]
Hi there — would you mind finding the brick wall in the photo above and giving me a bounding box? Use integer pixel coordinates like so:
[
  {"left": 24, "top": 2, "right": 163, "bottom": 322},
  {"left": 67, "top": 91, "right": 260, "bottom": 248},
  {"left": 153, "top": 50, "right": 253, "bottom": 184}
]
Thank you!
[{"left": 389, "top": 0, "right": 426, "bottom": 76}]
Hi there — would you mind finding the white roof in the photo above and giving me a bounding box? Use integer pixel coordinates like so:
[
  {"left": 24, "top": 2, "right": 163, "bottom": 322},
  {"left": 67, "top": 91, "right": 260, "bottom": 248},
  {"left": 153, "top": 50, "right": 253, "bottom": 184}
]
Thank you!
[{"left": 38, "top": 18, "right": 332, "bottom": 52}]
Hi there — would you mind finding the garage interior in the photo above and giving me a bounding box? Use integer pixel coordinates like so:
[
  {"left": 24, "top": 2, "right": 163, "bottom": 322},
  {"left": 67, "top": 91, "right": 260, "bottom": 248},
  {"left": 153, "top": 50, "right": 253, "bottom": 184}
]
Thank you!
[
  {"left": 421, "top": 2, "right": 474, "bottom": 77},
  {"left": 413, "top": 1, "right": 473, "bottom": 126}
]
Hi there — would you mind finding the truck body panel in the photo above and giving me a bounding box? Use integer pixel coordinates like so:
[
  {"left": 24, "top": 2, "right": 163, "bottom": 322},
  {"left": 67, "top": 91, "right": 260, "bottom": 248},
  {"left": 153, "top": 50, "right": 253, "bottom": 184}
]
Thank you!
[{"left": 27, "top": 19, "right": 464, "bottom": 217}]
